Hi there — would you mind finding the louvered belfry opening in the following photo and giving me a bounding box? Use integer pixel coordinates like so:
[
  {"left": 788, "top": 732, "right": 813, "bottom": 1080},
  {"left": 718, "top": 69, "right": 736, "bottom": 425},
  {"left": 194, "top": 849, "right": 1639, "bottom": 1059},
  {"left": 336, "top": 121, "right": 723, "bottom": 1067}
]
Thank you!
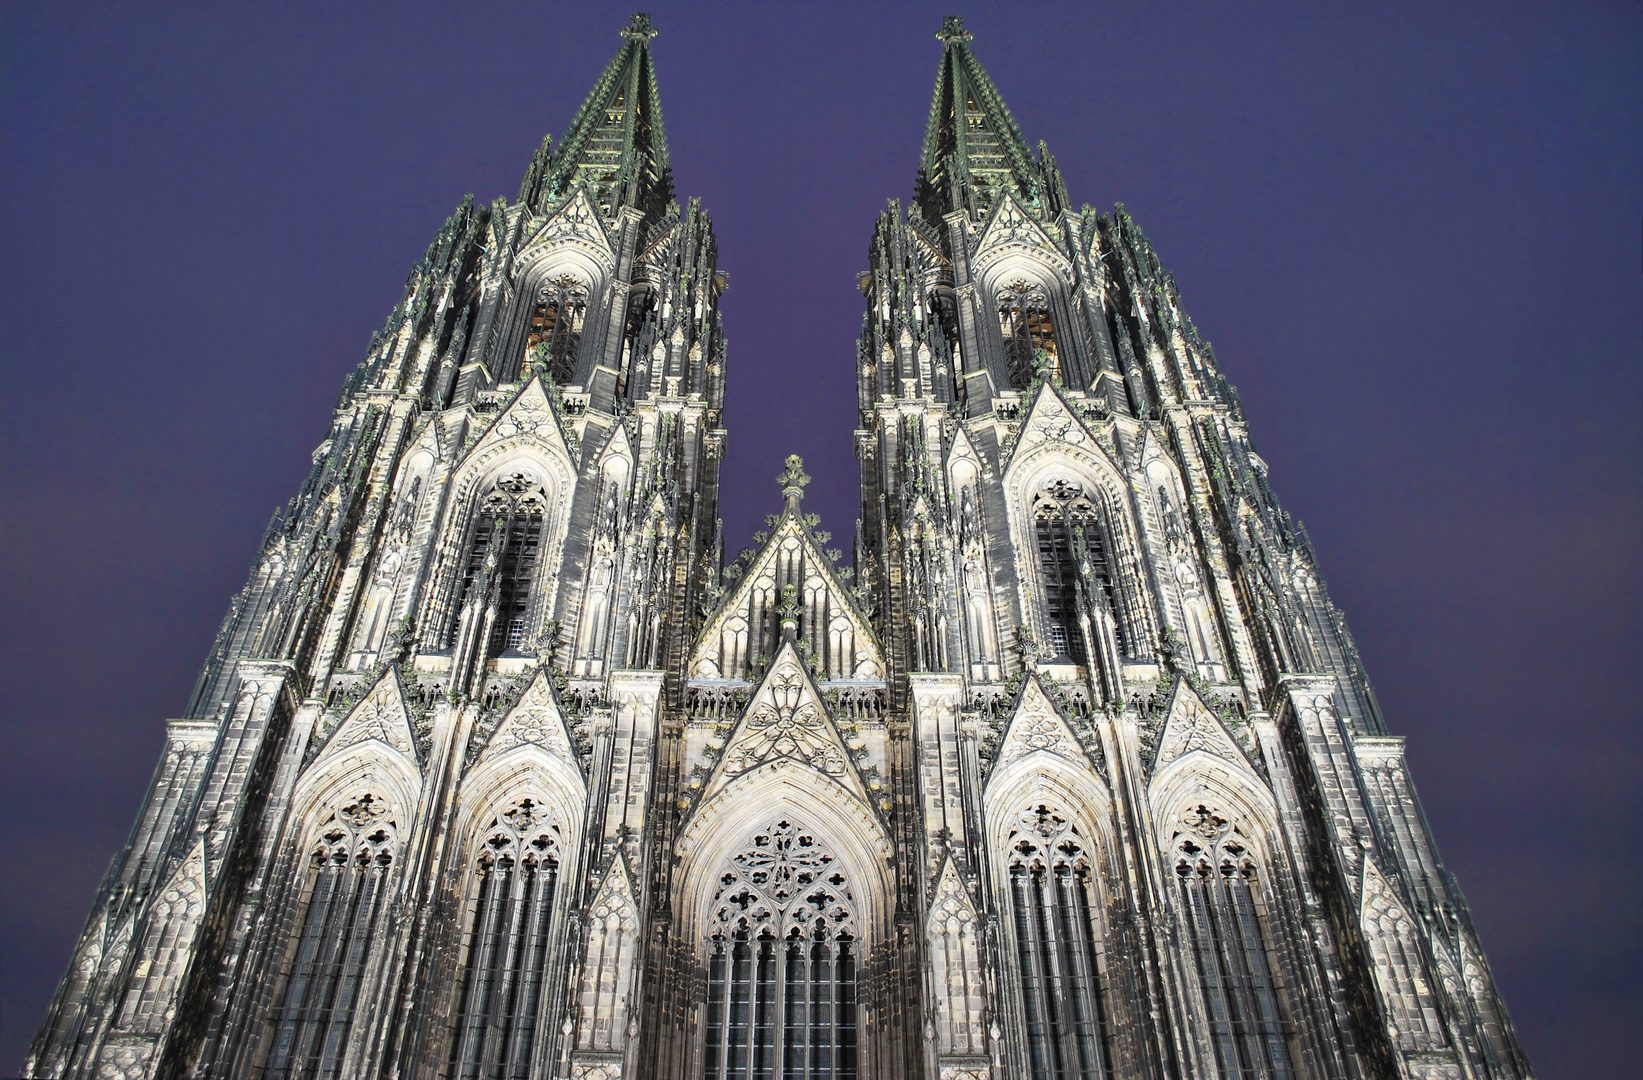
[
  {"left": 451, "top": 799, "right": 562, "bottom": 1080},
  {"left": 1174, "top": 806, "right": 1295, "bottom": 1080},
  {"left": 701, "top": 821, "right": 860, "bottom": 1080},
  {"left": 524, "top": 275, "right": 588, "bottom": 385},
  {"left": 999, "top": 280, "right": 1059, "bottom": 389},
  {"left": 266, "top": 795, "right": 397, "bottom": 1080},
  {"left": 453, "top": 473, "right": 548, "bottom": 657},
  {"left": 1006, "top": 805, "right": 1113, "bottom": 1080},
  {"left": 1033, "top": 480, "right": 1113, "bottom": 665}
]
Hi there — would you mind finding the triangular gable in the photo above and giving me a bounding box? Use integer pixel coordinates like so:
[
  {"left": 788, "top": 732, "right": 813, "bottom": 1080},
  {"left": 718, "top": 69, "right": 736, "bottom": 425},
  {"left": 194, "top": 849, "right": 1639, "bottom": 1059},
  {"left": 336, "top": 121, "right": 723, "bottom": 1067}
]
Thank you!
[
  {"left": 697, "top": 641, "right": 873, "bottom": 807},
  {"left": 460, "top": 376, "right": 575, "bottom": 466},
  {"left": 927, "top": 853, "right": 981, "bottom": 927},
  {"left": 588, "top": 852, "right": 639, "bottom": 920},
  {"left": 689, "top": 508, "right": 882, "bottom": 682},
  {"left": 518, "top": 185, "right": 616, "bottom": 262},
  {"left": 973, "top": 192, "right": 1068, "bottom": 267},
  {"left": 992, "top": 675, "right": 1095, "bottom": 773},
  {"left": 589, "top": 416, "right": 636, "bottom": 476},
  {"left": 1004, "top": 381, "right": 1109, "bottom": 470},
  {"left": 477, "top": 667, "right": 582, "bottom": 773},
  {"left": 1358, "top": 851, "right": 1404, "bottom": 913},
  {"left": 1152, "top": 677, "right": 1256, "bottom": 776},
  {"left": 946, "top": 423, "right": 983, "bottom": 478},
  {"left": 316, "top": 667, "right": 418, "bottom": 765}
]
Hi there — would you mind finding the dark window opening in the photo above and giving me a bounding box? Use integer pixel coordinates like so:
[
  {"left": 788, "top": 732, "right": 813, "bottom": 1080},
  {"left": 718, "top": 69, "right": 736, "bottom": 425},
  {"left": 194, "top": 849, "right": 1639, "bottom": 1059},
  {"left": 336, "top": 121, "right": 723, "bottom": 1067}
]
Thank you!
[
  {"left": 999, "top": 281, "right": 1060, "bottom": 389},
  {"left": 524, "top": 276, "right": 588, "bottom": 384}
]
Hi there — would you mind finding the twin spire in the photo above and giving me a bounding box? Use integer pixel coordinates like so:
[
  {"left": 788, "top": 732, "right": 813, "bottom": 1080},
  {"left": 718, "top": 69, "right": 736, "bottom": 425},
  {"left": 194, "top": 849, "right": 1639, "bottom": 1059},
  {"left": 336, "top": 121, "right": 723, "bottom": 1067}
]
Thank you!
[{"left": 519, "top": 14, "right": 1043, "bottom": 227}]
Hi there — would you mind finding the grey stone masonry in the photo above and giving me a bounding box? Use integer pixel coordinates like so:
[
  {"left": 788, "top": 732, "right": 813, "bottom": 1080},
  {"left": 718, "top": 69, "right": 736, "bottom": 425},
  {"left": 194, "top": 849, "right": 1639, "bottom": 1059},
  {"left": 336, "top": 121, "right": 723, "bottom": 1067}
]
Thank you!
[{"left": 28, "top": 15, "right": 1531, "bottom": 1080}]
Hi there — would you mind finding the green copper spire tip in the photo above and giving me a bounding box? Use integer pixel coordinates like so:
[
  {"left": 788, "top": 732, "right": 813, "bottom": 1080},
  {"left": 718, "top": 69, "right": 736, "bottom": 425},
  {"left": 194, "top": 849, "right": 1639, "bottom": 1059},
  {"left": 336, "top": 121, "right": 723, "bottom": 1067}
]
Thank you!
[
  {"left": 622, "top": 12, "right": 657, "bottom": 42},
  {"left": 937, "top": 15, "right": 972, "bottom": 46}
]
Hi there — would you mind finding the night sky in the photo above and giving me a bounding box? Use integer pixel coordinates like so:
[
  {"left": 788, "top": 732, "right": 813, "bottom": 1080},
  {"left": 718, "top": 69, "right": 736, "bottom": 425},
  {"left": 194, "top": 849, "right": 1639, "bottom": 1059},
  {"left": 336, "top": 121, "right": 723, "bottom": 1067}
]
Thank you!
[{"left": 1, "top": 2, "right": 1637, "bottom": 1073}]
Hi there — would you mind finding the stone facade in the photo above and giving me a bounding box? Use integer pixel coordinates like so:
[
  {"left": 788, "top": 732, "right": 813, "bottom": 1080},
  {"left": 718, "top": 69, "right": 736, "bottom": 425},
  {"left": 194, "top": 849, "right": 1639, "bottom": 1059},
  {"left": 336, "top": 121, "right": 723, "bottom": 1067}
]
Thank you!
[{"left": 26, "top": 15, "right": 1533, "bottom": 1080}]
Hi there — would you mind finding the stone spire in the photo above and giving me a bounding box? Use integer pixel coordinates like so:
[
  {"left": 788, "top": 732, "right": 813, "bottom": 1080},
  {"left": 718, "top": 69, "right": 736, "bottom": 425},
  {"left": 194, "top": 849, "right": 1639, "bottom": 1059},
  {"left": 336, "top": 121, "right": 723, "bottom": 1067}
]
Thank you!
[
  {"left": 916, "top": 15, "right": 1040, "bottom": 222},
  {"left": 519, "top": 12, "right": 674, "bottom": 222}
]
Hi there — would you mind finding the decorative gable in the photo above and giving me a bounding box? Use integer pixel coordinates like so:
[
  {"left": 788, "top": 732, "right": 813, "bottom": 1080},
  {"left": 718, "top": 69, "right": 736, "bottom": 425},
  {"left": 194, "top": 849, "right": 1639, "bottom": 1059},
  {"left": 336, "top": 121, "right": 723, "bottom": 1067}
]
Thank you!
[
  {"left": 476, "top": 667, "right": 582, "bottom": 773},
  {"left": 519, "top": 185, "right": 616, "bottom": 266},
  {"left": 697, "top": 641, "right": 872, "bottom": 808},
  {"left": 317, "top": 667, "right": 418, "bottom": 766},
  {"left": 1152, "top": 677, "right": 1256, "bottom": 776},
  {"left": 689, "top": 508, "right": 882, "bottom": 684},
  {"left": 1004, "top": 381, "right": 1108, "bottom": 470},
  {"left": 460, "top": 376, "right": 576, "bottom": 468},
  {"left": 992, "top": 676, "right": 1095, "bottom": 773},
  {"left": 974, "top": 193, "right": 1066, "bottom": 266}
]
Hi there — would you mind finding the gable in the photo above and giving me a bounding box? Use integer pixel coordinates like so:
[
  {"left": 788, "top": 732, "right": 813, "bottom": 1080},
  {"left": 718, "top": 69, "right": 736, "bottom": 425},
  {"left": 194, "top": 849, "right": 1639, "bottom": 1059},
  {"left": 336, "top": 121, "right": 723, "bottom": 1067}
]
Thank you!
[
  {"left": 972, "top": 193, "right": 1071, "bottom": 276},
  {"left": 475, "top": 667, "right": 582, "bottom": 773},
  {"left": 314, "top": 667, "right": 418, "bottom": 768},
  {"left": 461, "top": 376, "right": 576, "bottom": 468},
  {"left": 689, "top": 509, "right": 882, "bottom": 683},
  {"left": 518, "top": 185, "right": 616, "bottom": 267},
  {"left": 992, "top": 676, "right": 1094, "bottom": 773},
  {"left": 1152, "top": 677, "right": 1257, "bottom": 776},
  {"left": 696, "top": 641, "right": 873, "bottom": 809},
  {"left": 1003, "top": 381, "right": 1109, "bottom": 472}
]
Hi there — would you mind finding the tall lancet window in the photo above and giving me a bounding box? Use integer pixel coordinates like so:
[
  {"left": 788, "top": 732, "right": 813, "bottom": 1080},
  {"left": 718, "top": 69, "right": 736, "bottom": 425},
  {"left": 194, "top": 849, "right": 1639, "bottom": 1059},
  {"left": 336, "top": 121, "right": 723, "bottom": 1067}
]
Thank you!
[
  {"left": 524, "top": 274, "right": 589, "bottom": 384},
  {"left": 999, "top": 280, "right": 1059, "bottom": 389},
  {"left": 453, "top": 473, "right": 547, "bottom": 656},
  {"left": 1032, "top": 480, "right": 1113, "bottom": 665},
  {"left": 451, "top": 798, "right": 563, "bottom": 1080},
  {"left": 267, "top": 793, "right": 399, "bottom": 1080},
  {"left": 702, "top": 819, "right": 859, "bottom": 1080},
  {"left": 1172, "top": 804, "right": 1295, "bottom": 1080},
  {"left": 1005, "top": 804, "right": 1113, "bottom": 1080}
]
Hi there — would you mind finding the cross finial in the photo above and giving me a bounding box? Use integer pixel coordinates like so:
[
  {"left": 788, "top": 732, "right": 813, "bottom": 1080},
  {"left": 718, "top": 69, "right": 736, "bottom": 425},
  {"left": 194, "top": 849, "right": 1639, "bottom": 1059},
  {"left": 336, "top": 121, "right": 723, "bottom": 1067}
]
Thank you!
[
  {"left": 778, "top": 454, "right": 811, "bottom": 506},
  {"left": 937, "top": 15, "right": 973, "bottom": 46},
  {"left": 621, "top": 12, "right": 657, "bottom": 42}
]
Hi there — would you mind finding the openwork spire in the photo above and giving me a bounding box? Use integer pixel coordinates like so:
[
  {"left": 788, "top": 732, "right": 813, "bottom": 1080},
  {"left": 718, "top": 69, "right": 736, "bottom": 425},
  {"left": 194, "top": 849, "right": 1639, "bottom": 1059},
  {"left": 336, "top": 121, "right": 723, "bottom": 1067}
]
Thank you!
[
  {"left": 917, "top": 15, "right": 1039, "bottom": 222},
  {"left": 521, "top": 12, "right": 674, "bottom": 221}
]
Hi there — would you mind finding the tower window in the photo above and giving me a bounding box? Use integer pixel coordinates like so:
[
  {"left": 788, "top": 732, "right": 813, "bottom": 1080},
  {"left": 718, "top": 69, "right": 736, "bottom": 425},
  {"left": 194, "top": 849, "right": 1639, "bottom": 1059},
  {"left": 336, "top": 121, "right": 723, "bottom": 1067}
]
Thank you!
[
  {"left": 453, "top": 473, "right": 548, "bottom": 656},
  {"left": 267, "top": 795, "right": 397, "bottom": 1080},
  {"left": 999, "top": 280, "right": 1059, "bottom": 389},
  {"left": 1006, "top": 804, "right": 1113, "bottom": 1080},
  {"left": 1032, "top": 481, "right": 1112, "bottom": 665},
  {"left": 702, "top": 820, "right": 859, "bottom": 1080},
  {"left": 1173, "top": 806, "right": 1296, "bottom": 1080},
  {"left": 451, "top": 799, "right": 562, "bottom": 1080},
  {"left": 525, "top": 275, "right": 589, "bottom": 384}
]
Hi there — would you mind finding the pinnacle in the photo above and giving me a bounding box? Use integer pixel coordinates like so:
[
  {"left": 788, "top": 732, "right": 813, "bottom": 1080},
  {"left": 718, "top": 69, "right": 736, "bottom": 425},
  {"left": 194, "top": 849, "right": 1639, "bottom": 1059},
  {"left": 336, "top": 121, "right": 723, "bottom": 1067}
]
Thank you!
[
  {"left": 936, "top": 15, "right": 973, "bottom": 46},
  {"left": 778, "top": 454, "right": 811, "bottom": 508},
  {"left": 621, "top": 11, "right": 657, "bottom": 42}
]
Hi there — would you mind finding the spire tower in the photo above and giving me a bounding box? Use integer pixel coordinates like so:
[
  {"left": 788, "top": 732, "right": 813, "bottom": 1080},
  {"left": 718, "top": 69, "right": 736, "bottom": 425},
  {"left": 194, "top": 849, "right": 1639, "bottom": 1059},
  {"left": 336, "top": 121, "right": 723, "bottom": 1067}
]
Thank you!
[{"left": 27, "top": 15, "right": 1532, "bottom": 1080}]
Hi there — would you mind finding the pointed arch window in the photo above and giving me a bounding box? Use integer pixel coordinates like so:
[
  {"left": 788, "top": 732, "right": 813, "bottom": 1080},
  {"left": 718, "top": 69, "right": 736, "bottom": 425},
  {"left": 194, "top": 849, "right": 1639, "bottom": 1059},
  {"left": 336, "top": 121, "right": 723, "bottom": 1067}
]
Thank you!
[
  {"left": 1171, "top": 805, "right": 1295, "bottom": 1080},
  {"left": 999, "top": 280, "right": 1059, "bottom": 389},
  {"left": 450, "top": 798, "right": 563, "bottom": 1080},
  {"left": 1005, "top": 804, "right": 1113, "bottom": 1080},
  {"left": 266, "top": 794, "right": 398, "bottom": 1080},
  {"left": 702, "top": 819, "right": 859, "bottom": 1080},
  {"left": 1032, "top": 481, "right": 1113, "bottom": 665},
  {"left": 524, "top": 275, "right": 589, "bottom": 385},
  {"left": 453, "top": 473, "right": 548, "bottom": 656}
]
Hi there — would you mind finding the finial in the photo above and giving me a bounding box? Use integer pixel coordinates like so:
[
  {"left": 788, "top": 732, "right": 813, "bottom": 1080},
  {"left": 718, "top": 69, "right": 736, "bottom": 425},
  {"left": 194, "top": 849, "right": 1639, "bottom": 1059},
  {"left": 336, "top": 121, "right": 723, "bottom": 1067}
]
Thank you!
[
  {"left": 937, "top": 15, "right": 973, "bottom": 46},
  {"left": 621, "top": 12, "right": 657, "bottom": 43},
  {"left": 778, "top": 454, "right": 811, "bottom": 506}
]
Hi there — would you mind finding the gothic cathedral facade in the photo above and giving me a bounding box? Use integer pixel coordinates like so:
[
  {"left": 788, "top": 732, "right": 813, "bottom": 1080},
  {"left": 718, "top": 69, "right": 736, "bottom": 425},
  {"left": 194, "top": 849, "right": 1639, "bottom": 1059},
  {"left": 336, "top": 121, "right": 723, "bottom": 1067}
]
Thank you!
[{"left": 28, "top": 16, "right": 1532, "bottom": 1080}]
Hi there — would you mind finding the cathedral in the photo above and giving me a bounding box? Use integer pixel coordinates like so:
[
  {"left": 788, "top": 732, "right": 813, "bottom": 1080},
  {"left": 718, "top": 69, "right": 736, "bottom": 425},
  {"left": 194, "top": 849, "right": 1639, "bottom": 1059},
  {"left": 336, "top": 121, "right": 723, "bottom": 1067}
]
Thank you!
[{"left": 27, "top": 15, "right": 1534, "bottom": 1080}]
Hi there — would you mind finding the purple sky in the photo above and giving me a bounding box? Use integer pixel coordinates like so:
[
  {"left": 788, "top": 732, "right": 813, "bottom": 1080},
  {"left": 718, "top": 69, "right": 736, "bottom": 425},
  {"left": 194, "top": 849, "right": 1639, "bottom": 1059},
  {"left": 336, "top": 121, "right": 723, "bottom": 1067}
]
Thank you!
[{"left": 1, "top": 2, "right": 1637, "bottom": 1073}]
